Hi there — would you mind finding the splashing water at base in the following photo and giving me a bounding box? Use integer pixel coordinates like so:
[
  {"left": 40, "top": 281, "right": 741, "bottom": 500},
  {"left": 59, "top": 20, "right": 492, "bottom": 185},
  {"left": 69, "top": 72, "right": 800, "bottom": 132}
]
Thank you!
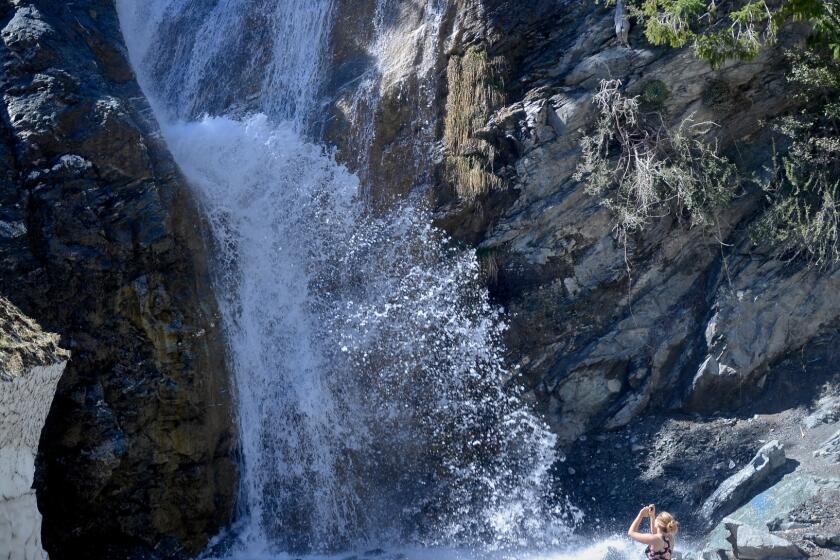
[
  {"left": 117, "top": 0, "right": 583, "bottom": 556},
  {"left": 162, "top": 114, "right": 578, "bottom": 555},
  {"left": 201, "top": 535, "right": 652, "bottom": 560}
]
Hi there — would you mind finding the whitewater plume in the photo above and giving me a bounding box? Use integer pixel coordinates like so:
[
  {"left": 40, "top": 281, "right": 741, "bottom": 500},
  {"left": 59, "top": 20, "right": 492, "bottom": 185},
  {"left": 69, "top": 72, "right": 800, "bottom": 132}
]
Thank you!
[{"left": 116, "top": 0, "right": 577, "bottom": 555}]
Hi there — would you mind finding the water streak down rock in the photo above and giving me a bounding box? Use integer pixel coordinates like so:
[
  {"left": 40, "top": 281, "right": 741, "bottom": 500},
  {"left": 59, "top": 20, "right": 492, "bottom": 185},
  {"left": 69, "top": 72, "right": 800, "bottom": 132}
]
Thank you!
[{"left": 0, "top": 297, "right": 68, "bottom": 560}]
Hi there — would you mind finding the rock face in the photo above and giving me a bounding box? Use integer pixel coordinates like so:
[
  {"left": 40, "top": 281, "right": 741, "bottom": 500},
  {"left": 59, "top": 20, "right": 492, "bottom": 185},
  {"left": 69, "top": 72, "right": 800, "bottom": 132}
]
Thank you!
[
  {"left": 103, "top": 0, "right": 840, "bottom": 463},
  {"left": 424, "top": 0, "right": 840, "bottom": 445},
  {"left": 0, "top": 297, "right": 68, "bottom": 560},
  {"left": 700, "top": 441, "right": 787, "bottom": 529},
  {"left": 0, "top": 2, "right": 236, "bottom": 558}
]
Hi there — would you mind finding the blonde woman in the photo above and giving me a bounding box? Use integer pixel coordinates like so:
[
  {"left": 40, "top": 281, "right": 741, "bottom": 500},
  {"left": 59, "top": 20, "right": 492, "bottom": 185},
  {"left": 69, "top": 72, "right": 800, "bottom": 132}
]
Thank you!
[{"left": 628, "top": 504, "right": 679, "bottom": 560}]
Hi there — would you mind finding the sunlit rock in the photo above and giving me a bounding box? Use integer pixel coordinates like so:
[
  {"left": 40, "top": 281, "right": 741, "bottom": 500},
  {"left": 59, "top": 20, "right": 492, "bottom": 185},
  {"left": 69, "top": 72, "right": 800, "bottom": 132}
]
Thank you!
[
  {"left": 700, "top": 441, "right": 786, "bottom": 528},
  {"left": 0, "top": 298, "right": 68, "bottom": 560}
]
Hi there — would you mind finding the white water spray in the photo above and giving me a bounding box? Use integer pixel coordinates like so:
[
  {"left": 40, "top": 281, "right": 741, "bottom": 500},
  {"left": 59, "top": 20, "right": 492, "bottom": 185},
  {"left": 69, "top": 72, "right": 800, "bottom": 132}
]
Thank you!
[{"left": 117, "top": 0, "right": 578, "bottom": 556}]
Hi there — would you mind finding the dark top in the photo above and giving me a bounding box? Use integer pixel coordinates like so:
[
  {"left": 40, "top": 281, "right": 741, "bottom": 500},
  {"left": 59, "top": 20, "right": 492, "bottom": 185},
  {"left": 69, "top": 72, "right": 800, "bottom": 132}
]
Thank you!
[{"left": 645, "top": 535, "right": 672, "bottom": 560}]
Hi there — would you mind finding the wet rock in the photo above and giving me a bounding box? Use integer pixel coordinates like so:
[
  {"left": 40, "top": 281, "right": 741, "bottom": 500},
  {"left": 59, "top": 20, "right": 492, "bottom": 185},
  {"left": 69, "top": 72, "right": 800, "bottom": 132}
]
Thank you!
[
  {"left": 701, "top": 549, "right": 733, "bottom": 560},
  {"left": 700, "top": 441, "right": 786, "bottom": 528},
  {"left": 604, "top": 546, "right": 630, "bottom": 560},
  {"left": 0, "top": 298, "right": 68, "bottom": 560},
  {"left": 725, "top": 522, "right": 804, "bottom": 559},
  {"left": 0, "top": 2, "right": 236, "bottom": 558}
]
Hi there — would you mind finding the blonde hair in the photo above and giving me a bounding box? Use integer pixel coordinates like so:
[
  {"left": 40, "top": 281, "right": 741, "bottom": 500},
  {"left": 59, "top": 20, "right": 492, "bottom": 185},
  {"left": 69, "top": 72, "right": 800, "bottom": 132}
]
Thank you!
[{"left": 655, "top": 512, "right": 679, "bottom": 535}]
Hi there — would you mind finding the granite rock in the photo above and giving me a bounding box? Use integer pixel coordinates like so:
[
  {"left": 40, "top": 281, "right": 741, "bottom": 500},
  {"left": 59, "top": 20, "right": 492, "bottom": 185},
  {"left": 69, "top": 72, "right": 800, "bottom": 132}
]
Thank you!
[{"left": 700, "top": 441, "right": 787, "bottom": 529}]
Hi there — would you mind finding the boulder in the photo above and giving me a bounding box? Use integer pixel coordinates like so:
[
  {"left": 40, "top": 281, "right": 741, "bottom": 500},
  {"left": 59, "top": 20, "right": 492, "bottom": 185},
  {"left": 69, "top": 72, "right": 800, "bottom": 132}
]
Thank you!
[
  {"left": 725, "top": 522, "right": 804, "bottom": 559},
  {"left": 700, "top": 441, "right": 786, "bottom": 528},
  {"left": 813, "top": 430, "right": 840, "bottom": 463},
  {"left": 803, "top": 394, "right": 840, "bottom": 429},
  {"left": 0, "top": 298, "right": 69, "bottom": 560},
  {"left": 705, "top": 474, "right": 840, "bottom": 555}
]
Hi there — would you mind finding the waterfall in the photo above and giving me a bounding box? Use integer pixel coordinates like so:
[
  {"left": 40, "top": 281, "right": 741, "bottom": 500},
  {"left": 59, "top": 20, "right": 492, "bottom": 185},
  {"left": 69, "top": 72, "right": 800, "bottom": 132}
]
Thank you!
[
  {"left": 117, "top": 0, "right": 334, "bottom": 126},
  {"left": 116, "top": 1, "right": 578, "bottom": 556}
]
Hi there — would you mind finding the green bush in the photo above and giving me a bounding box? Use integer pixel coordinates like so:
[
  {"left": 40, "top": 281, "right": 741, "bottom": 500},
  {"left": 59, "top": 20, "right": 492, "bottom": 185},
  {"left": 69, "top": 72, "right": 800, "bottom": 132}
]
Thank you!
[
  {"left": 641, "top": 79, "right": 671, "bottom": 107},
  {"left": 751, "top": 48, "right": 840, "bottom": 267},
  {"left": 616, "top": 0, "right": 839, "bottom": 68}
]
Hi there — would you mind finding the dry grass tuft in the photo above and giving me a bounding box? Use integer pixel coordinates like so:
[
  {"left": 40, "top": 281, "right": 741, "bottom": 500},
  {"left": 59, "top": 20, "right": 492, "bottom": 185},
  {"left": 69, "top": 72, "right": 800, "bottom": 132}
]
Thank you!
[{"left": 443, "top": 48, "right": 507, "bottom": 202}]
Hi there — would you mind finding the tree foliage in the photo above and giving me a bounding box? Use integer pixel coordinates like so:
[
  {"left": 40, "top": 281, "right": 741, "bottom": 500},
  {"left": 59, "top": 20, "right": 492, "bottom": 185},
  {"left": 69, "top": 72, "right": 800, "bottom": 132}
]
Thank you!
[
  {"left": 620, "top": 0, "right": 839, "bottom": 67},
  {"left": 751, "top": 48, "right": 840, "bottom": 266}
]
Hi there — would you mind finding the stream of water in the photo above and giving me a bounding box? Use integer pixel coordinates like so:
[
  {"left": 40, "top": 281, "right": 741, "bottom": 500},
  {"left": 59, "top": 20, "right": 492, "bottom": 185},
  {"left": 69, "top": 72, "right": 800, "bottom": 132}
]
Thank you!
[{"left": 114, "top": 1, "right": 606, "bottom": 558}]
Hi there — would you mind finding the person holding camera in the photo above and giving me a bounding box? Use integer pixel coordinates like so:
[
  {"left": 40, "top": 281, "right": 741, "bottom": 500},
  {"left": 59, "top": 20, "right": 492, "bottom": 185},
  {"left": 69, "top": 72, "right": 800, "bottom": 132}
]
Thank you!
[{"left": 628, "top": 504, "right": 679, "bottom": 560}]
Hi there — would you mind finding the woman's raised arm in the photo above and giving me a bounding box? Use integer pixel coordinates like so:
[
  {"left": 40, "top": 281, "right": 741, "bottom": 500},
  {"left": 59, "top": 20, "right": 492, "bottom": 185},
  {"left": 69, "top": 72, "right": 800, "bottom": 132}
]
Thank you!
[{"left": 628, "top": 506, "right": 661, "bottom": 546}]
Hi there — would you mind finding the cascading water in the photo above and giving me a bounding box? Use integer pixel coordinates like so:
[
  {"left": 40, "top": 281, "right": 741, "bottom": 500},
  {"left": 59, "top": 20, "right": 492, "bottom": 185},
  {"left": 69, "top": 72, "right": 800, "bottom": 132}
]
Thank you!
[{"left": 116, "top": 1, "right": 583, "bottom": 557}]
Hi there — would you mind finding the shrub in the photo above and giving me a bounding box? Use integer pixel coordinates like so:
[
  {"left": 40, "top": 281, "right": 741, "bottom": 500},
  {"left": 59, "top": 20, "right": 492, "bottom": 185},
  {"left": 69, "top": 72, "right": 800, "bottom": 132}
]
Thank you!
[
  {"left": 641, "top": 79, "right": 671, "bottom": 107},
  {"left": 574, "top": 79, "right": 738, "bottom": 242},
  {"left": 751, "top": 47, "right": 840, "bottom": 267},
  {"left": 611, "top": 0, "right": 839, "bottom": 68},
  {"left": 596, "top": 0, "right": 840, "bottom": 267}
]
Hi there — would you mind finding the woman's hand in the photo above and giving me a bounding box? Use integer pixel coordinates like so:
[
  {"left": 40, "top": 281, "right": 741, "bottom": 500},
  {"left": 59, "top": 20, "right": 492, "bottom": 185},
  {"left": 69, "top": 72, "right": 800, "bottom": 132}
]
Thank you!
[{"left": 629, "top": 505, "right": 663, "bottom": 545}]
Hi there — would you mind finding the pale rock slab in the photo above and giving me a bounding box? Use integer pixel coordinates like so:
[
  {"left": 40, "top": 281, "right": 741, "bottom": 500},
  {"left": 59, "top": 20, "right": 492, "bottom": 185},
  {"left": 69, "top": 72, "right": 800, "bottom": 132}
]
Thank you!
[
  {"left": 1, "top": 298, "right": 68, "bottom": 560},
  {"left": 700, "top": 440, "right": 786, "bottom": 528},
  {"left": 725, "top": 522, "right": 804, "bottom": 560}
]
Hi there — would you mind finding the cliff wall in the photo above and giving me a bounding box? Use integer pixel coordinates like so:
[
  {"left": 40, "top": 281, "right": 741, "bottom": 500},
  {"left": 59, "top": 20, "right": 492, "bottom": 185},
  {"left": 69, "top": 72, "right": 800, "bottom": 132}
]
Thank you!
[{"left": 0, "top": 2, "right": 236, "bottom": 557}]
